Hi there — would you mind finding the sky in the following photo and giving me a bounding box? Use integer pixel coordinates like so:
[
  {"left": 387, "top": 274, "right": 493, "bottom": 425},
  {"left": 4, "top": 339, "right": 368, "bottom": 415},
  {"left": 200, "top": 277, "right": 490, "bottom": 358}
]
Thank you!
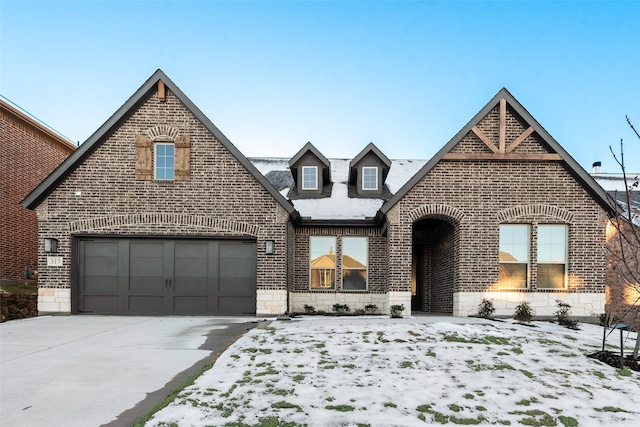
[
  {"left": 146, "top": 318, "right": 640, "bottom": 426},
  {"left": 1, "top": 0, "right": 639, "bottom": 173}
]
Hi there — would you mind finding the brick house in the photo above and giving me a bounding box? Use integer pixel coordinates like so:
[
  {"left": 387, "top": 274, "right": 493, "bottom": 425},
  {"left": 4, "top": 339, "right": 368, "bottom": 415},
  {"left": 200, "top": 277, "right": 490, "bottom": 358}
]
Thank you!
[
  {"left": 22, "top": 70, "right": 617, "bottom": 317},
  {"left": 1, "top": 97, "right": 76, "bottom": 283}
]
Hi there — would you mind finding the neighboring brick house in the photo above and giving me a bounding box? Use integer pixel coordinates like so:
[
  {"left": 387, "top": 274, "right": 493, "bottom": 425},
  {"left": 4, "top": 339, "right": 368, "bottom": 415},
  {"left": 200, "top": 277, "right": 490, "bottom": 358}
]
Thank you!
[
  {"left": 1, "top": 97, "right": 76, "bottom": 283},
  {"left": 22, "top": 70, "right": 617, "bottom": 317}
]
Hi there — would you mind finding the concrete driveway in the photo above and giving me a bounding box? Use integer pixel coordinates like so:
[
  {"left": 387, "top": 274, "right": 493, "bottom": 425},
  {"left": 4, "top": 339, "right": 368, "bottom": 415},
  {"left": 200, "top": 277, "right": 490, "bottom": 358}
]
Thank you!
[{"left": 0, "top": 315, "right": 261, "bottom": 427}]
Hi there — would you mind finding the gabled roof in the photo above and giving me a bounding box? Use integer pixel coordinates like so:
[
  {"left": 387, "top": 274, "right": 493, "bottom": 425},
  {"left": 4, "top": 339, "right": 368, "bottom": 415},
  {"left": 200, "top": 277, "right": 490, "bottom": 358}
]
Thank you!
[
  {"left": 380, "top": 88, "right": 618, "bottom": 215},
  {"left": 348, "top": 142, "right": 392, "bottom": 184},
  {"left": 288, "top": 142, "right": 332, "bottom": 184},
  {"left": 21, "top": 69, "right": 297, "bottom": 217}
]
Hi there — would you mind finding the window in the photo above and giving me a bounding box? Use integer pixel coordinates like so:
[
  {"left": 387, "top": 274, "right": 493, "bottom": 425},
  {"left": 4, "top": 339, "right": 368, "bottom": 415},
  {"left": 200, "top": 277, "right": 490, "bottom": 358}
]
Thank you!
[
  {"left": 362, "top": 167, "right": 378, "bottom": 190},
  {"left": 499, "top": 225, "right": 529, "bottom": 288},
  {"left": 310, "top": 236, "right": 336, "bottom": 289},
  {"left": 537, "top": 225, "right": 567, "bottom": 289},
  {"left": 302, "top": 166, "right": 318, "bottom": 190},
  {"left": 155, "top": 143, "right": 175, "bottom": 180},
  {"left": 342, "top": 237, "right": 367, "bottom": 290}
]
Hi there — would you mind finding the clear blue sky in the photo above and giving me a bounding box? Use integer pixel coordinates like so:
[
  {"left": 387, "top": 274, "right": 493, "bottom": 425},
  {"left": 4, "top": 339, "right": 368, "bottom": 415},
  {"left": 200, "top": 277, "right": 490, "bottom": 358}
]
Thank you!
[{"left": 2, "top": 0, "right": 639, "bottom": 172}]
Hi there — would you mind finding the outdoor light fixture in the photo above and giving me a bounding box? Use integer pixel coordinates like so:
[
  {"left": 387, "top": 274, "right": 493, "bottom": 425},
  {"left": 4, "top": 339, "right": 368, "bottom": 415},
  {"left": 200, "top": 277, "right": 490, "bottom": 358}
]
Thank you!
[
  {"left": 265, "top": 240, "right": 275, "bottom": 255},
  {"left": 44, "top": 238, "right": 59, "bottom": 253}
]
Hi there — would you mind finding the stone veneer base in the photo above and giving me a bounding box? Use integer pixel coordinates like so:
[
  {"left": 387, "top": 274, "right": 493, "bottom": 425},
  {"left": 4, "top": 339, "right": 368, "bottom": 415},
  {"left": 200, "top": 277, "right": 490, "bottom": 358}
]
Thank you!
[
  {"left": 38, "top": 288, "right": 71, "bottom": 313},
  {"left": 453, "top": 291, "right": 605, "bottom": 317},
  {"left": 257, "top": 289, "right": 287, "bottom": 316}
]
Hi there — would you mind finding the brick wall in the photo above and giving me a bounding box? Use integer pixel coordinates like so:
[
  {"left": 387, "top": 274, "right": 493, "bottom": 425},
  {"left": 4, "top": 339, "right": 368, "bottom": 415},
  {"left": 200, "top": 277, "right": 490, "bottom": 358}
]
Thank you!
[
  {"left": 387, "top": 106, "right": 609, "bottom": 313},
  {"left": 1, "top": 103, "right": 74, "bottom": 282},
  {"left": 34, "top": 89, "right": 289, "bottom": 306}
]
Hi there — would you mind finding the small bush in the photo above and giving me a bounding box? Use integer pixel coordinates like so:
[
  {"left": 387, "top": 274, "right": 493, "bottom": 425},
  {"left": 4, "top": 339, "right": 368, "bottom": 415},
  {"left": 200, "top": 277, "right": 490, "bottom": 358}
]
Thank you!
[
  {"left": 332, "top": 303, "right": 350, "bottom": 314},
  {"left": 304, "top": 304, "right": 316, "bottom": 314},
  {"left": 390, "top": 304, "right": 405, "bottom": 318},
  {"left": 478, "top": 299, "right": 496, "bottom": 318},
  {"left": 554, "top": 300, "right": 580, "bottom": 330},
  {"left": 354, "top": 308, "right": 365, "bottom": 315},
  {"left": 364, "top": 304, "right": 378, "bottom": 314},
  {"left": 514, "top": 301, "right": 533, "bottom": 323}
]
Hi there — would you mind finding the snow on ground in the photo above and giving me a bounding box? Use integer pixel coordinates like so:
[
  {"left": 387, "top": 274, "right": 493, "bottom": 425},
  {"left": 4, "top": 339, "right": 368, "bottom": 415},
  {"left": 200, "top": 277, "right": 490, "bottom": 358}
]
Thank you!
[{"left": 146, "top": 319, "right": 639, "bottom": 427}]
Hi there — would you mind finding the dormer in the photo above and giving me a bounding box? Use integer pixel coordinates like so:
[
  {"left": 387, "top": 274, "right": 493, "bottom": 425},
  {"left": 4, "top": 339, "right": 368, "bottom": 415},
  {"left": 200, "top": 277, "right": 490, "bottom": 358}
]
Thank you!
[
  {"left": 348, "top": 143, "right": 391, "bottom": 197},
  {"left": 288, "top": 142, "right": 332, "bottom": 198}
]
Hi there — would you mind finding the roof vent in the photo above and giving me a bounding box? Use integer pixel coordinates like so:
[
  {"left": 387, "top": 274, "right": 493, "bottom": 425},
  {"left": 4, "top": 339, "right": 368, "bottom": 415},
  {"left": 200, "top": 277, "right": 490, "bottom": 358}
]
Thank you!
[{"left": 592, "top": 161, "right": 601, "bottom": 174}]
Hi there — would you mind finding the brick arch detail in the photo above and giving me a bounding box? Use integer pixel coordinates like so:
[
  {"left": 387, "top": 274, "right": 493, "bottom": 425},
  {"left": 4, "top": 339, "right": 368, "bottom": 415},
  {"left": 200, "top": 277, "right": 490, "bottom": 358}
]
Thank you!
[
  {"left": 69, "top": 214, "right": 260, "bottom": 236},
  {"left": 496, "top": 204, "right": 574, "bottom": 224},
  {"left": 408, "top": 204, "right": 466, "bottom": 224},
  {"left": 145, "top": 125, "right": 180, "bottom": 141}
]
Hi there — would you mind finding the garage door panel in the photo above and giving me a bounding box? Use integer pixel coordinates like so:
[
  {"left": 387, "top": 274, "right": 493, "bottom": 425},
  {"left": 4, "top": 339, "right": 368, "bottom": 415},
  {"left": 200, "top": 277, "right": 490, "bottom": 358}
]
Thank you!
[
  {"left": 174, "top": 258, "right": 208, "bottom": 277},
  {"left": 83, "top": 296, "right": 119, "bottom": 313},
  {"left": 174, "top": 278, "right": 208, "bottom": 294},
  {"left": 173, "top": 296, "right": 208, "bottom": 314},
  {"left": 85, "top": 241, "right": 119, "bottom": 257},
  {"left": 218, "top": 297, "right": 254, "bottom": 314},
  {"left": 128, "top": 296, "right": 164, "bottom": 313},
  {"left": 84, "top": 255, "right": 119, "bottom": 276},
  {"left": 129, "top": 278, "right": 164, "bottom": 294},
  {"left": 83, "top": 276, "right": 119, "bottom": 293},
  {"left": 220, "top": 278, "right": 255, "bottom": 296}
]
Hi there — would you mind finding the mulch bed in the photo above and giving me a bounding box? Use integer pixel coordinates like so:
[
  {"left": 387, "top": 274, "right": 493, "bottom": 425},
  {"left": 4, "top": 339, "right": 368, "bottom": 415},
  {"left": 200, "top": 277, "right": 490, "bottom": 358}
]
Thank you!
[{"left": 587, "top": 350, "right": 640, "bottom": 371}]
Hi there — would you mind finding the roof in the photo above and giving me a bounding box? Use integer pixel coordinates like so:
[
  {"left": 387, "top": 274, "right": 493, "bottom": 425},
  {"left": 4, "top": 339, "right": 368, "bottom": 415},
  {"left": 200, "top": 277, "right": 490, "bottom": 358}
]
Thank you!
[
  {"left": 379, "top": 88, "right": 618, "bottom": 216},
  {"left": 20, "top": 69, "right": 297, "bottom": 217},
  {"left": 349, "top": 142, "right": 392, "bottom": 184},
  {"left": 592, "top": 173, "right": 640, "bottom": 221},
  {"left": 0, "top": 96, "right": 77, "bottom": 153},
  {"left": 251, "top": 157, "right": 426, "bottom": 221}
]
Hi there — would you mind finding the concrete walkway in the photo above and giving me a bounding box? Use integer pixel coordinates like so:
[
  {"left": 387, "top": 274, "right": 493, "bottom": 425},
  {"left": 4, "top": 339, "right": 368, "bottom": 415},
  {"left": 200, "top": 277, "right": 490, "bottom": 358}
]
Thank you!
[{"left": 0, "top": 316, "right": 259, "bottom": 427}]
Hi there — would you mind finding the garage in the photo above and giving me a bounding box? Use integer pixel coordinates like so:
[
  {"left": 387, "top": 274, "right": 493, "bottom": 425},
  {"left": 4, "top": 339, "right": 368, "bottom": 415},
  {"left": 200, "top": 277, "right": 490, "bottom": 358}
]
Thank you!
[{"left": 75, "top": 237, "right": 257, "bottom": 315}]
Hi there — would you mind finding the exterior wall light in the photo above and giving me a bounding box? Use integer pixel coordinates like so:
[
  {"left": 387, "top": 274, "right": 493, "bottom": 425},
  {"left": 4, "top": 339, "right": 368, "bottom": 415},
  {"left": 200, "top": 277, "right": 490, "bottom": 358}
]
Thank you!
[
  {"left": 265, "top": 240, "right": 275, "bottom": 255},
  {"left": 44, "top": 238, "right": 59, "bottom": 253}
]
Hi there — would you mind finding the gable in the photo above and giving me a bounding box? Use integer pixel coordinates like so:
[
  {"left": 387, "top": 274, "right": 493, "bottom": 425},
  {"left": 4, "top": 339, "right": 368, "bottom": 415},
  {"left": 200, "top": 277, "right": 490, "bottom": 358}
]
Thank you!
[
  {"left": 21, "top": 70, "right": 296, "bottom": 217},
  {"left": 381, "top": 88, "right": 617, "bottom": 215}
]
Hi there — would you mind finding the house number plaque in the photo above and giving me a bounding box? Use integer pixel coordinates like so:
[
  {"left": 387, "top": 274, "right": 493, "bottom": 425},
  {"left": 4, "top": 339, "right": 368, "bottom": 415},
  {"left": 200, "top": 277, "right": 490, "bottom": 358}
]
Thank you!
[{"left": 47, "top": 256, "right": 63, "bottom": 267}]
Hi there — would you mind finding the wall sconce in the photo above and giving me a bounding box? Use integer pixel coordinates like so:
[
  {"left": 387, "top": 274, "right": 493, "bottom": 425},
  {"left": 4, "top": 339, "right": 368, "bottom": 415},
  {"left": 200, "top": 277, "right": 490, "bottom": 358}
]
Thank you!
[
  {"left": 265, "top": 240, "right": 275, "bottom": 255},
  {"left": 44, "top": 238, "right": 59, "bottom": 253}
]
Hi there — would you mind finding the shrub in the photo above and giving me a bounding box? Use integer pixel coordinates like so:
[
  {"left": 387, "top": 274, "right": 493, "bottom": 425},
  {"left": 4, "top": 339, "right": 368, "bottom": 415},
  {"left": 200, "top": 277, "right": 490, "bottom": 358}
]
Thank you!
[
  {"left": 514, "top": 301, "right": 534, "bottom": 323},
  {"left": 364, "top": 304, "right": 378, "bottom": 314},
  {"left": 390, "top": 304, "right": 405, "bottom": 318},
  {"left": 554, "top": 300, "right": 580, "bottom": 330},
  {"left": 304, "top": 304, "right": 316, "bottom": 314},
  {"left": 478, "top": 299, "right": 496, "bottom": 318},
  {"left": 354, "top": 308, "right": 365, "bottom": 315},
  {"left": 332, "top": 303, "right": 350, "bottom": 314}
]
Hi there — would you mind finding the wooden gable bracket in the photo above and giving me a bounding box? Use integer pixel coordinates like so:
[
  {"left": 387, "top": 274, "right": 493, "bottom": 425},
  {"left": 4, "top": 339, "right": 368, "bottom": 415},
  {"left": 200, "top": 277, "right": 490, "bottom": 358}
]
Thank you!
[
  {"left": 449, "top": 97, "right": 558, "bottom": 161},
  {"left": 158, "top": 80, "right": 166, "bottom": 102}
]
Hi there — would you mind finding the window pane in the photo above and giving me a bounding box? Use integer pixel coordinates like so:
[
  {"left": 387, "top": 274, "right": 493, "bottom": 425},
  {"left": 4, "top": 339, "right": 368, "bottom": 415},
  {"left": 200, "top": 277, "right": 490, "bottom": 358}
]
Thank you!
[
  {"left": 302, "top": 166, "right": 317, "bottom": 190},
  {"left": 362, "top": 167, "right": 377, "bottom": 190},
  {"left": 538, "top": 264, "right": 566, "bottom": 289},
  {"left": 499, "top": 263, "right": 528, "bottom": 288},
  {"left": 537, "top": 225, "right": 566, "bottom": 263},
  {"left": 342, "top": 237, "right": 367, "bottom": 290},
  {"left": 155, "top": 143, "right": 175, "bottom": 181},
  {"left": 310, "top": 236, "right": 335, "bottom": 289},
  {"left": 499, "top": 225, "right": 529, "bottom": 262}
]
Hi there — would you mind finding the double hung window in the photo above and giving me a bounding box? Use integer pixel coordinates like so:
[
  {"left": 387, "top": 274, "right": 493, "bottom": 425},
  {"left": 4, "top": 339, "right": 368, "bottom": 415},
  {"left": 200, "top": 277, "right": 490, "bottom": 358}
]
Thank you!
[
  {"left": 499, "top": 225, "right": 529, "bottom": 289},
  {"left": 342, "top": 237, "right": 368, "bottom": 290},
  {"left": 537, "top": 225, "right": 567, "bottom": 289},
  {"left": 310, "top": 237, "right": 336, "bottom": 289}
]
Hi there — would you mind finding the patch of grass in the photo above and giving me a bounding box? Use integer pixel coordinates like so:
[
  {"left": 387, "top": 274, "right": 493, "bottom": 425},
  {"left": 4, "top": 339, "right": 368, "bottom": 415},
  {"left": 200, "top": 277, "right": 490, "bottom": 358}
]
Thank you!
[
  {"left": 616, "top": 367, "right": 632, "bottom": 377},
  {"left": 563, "top": 335, "right": 578, "bottom": 341},
  {"left": 255, "top": 368, "right": 280, "bottom": 377},
  {"left": 384, "top": 402, "right": 397, "bottom": 408},
  {"left": 449, "top": 404, "right": 462, "bottom": 412},
  {"left": 416, "top": 404, "right": 433, "bottom": 412},
  {"left": 509, "top": 409, "right": 556, "bottom": 426},
  {"left": 400, "top": 361, "right": 413, "bottom": 368},
  {"left": 463, "top": 393, "right": 475, "bottom": 400},
  {"left": 475, "top": 406, "right": 487, "bottom": 411},
  {"left": 592, "top": 371, "right": 606, "bottom": 379},
  {"left": 450, "top": 416, "right": 483, "bottom": 425},
  {"left": 325, "top": 404, "right": 355, "bottom": 412},
  {"left": 0, "top": 282, "right": 37, "bottom": 295},
  {"left": 516, "top": 397, "right": 539, "bottom": 406},
  {"left": 511, "top": 347, "right": 524, "bottom": 354},
  {"left": 271, "top": 401, "right": 302, "bottom": 412},
  {"left": 558, "top": 416, "right": 578, "bottom": 427},
  {"left": 538, "top": 338, "right": 562, "bottom": 346},
  {"left": 520, "top": 369, "right": 535, "bottom": 379},
  {"left": 594, "top": 406, "right": 629, "bottom": 413}
]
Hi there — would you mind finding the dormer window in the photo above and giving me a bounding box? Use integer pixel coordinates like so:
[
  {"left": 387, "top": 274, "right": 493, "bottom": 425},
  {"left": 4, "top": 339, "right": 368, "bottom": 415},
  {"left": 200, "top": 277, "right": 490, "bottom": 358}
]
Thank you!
[
  {"left": 362, "top": 167, "right": 378, "bottom": 191},
  {"left": 302, "top": 166, "right": 318, "bottom": 190}
]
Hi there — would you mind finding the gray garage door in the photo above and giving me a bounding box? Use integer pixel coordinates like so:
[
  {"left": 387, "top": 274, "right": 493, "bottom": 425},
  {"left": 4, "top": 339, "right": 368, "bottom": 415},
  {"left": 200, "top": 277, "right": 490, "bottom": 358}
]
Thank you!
[{"left": 76, "top": 238, "right": 256, "bottom": 315}]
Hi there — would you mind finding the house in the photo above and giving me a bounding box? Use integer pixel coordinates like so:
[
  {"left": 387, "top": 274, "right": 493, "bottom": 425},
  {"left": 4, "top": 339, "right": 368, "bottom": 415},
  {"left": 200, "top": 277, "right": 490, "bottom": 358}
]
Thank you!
[
  {"left": 1, "top": 97, "right": 76, "bottom": 283},
  {"left": 21, "top": 70, "right": 617, "bottom": 317}
]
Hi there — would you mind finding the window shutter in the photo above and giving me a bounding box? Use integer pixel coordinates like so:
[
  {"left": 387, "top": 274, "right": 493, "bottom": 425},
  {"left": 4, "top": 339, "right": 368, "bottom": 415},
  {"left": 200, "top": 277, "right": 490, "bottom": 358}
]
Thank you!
[
  {"left": 135, "top": 134, "right": 153, "bottom": 180},
  {"left": 175, "top": 134, "right": 191, "bottom": 181}
]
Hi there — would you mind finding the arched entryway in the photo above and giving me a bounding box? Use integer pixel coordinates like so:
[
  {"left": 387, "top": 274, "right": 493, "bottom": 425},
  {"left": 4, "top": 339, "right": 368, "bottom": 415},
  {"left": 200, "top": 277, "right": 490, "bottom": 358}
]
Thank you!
[{"left": 411, "top": 218, "right": 457, "bottom": 314}]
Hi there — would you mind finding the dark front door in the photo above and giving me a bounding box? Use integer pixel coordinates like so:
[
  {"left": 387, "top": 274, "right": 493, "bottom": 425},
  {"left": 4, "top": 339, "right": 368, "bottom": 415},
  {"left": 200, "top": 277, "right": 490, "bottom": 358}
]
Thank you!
[{"left": 76, "top": 238, "right": 256, "bottom": 315}]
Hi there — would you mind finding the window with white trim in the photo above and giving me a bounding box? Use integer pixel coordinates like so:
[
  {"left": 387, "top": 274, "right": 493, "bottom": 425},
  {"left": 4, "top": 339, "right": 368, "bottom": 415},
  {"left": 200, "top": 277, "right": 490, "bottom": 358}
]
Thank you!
[
  {"left": 362, "top": 167, "right": 378, "bottom": 190},
  {"left": 499, "top": 224, "right": 529, "bottom": 289},
  {"left": 342, "top": 237, "right": 367, "bottom": 290},
  {"left": 155, "top": 143, "right": 175, "bottom": 180},
  {"left": 537, "top": 224, "right": 567, "bottom": 289},
  {"left": 310, "top": 236, "right": 336, "bottom": 289},
  {"left": 302, "top": 166, "right": 318, "bottom": 190}
]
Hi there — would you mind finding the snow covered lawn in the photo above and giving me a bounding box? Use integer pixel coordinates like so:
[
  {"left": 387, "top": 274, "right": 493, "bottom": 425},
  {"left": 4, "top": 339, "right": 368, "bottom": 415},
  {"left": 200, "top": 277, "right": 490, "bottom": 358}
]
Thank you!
[{"left": 145, "top": 319, "right": 639, "bottom": 426}]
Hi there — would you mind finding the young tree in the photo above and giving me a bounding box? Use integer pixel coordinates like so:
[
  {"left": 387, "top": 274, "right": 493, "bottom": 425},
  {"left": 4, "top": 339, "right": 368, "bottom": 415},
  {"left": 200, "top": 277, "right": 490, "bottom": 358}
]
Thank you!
[{"left": 605, "top": 115, "right": 640, "bottom": 361}]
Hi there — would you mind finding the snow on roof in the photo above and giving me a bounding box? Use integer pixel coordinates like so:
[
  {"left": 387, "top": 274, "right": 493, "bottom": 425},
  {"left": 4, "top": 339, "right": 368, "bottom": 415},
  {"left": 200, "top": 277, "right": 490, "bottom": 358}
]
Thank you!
[
  {"left": 249, "top": 157, "right": 428, "bottom": 220},
  {"left": 592, "top": 173, "right": 640, "bottom": 222}
]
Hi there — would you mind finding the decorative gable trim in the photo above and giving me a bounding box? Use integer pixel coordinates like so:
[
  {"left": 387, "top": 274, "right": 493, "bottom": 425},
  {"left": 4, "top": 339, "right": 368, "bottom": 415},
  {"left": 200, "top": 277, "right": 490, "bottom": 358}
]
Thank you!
[
  {"left": 146, "top": 125, "right": 180, "bottom": 141},
  {"left": 380, "top": 88, "right": 618, "bottom": 216}
]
